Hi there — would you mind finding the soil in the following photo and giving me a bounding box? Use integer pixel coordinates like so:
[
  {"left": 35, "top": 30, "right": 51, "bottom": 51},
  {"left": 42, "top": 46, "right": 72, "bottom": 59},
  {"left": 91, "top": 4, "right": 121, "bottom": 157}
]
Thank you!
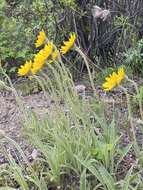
[{"left": 0, "top": 91, "right": 52, "bottom": 164}]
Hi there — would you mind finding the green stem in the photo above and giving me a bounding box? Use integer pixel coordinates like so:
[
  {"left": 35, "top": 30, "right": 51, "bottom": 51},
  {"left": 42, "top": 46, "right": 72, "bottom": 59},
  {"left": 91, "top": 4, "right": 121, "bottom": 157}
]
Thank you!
[
  {"left": 120, "top": 85, "right": 140, "bottom": 154},
  {"left": 126, "top": 76, "right": 143, "bottom": 121},
  {"left": 75, "top": 46, "right": 99, "bottom": 99}
]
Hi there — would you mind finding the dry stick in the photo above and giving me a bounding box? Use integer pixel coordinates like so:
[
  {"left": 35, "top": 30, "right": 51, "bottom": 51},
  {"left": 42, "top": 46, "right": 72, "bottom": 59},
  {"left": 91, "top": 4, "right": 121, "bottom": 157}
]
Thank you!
[
  {"left": 120, "top": 85, "right": 140, "bottom": 155},
  {"left": 75, "top": 46, "right": 99, "bottom": 100},
  {"left": 126, "top": 76, "right": 143, "bottom": 121}
]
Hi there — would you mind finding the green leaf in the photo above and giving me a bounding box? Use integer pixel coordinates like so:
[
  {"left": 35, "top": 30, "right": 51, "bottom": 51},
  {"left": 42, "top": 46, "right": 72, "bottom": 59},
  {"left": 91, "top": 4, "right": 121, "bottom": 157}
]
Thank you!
[
  {"left": 122, "top": 166, "right": 134, "bottom": 190},
  {"left": 80, "top": 169, "right": 88, "bottom": 190},
  {"left": 75, "top": 156, "right": 116, "bottom": 190}
]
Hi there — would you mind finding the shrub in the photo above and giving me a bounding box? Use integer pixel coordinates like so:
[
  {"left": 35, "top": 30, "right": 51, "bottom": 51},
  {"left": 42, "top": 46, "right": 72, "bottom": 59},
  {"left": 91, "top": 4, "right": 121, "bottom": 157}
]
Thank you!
[
  {"left": 0, "top": 0, "right": 59, "bottom": 78},
  {"left": 125, "top": 39, "right": 143, "bottom": 75}
]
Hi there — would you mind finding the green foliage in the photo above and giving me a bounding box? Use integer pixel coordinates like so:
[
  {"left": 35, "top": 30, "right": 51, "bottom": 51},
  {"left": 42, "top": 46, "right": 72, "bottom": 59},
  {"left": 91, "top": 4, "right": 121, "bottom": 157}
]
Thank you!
[
  {"left": 133, "top": 86, "right": 143, "bottom": 107},
  {"left": 0, "top": 1, "right": 31, "bottom": 59},
  {"left": 114, "top": 15, "right": 131, "bottom": 29},
  {"left": 1, "top": 0, "right": 143, "bottom": 78},
  {"left": 59, "top": 0, "right": 76, "bottom": 7},
  {"left": 124, "top": 39, "right": 143, "bottom": 75},
  {"left": 0, "top": 0, "right": 59, "bottom": 77},
  {"left": 0, "top": 17, "right": 31, "bottom": 60}
]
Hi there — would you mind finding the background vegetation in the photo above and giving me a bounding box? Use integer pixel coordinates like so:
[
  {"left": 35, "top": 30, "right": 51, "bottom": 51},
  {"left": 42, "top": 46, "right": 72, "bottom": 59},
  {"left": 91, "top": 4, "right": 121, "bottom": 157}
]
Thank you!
[{"left": 1, "top": 0, "right": 143, "bottom": 78}]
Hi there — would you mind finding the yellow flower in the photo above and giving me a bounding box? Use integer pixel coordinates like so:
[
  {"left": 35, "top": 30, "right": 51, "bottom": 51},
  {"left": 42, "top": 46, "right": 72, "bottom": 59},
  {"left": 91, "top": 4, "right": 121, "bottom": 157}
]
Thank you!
[
  {"left": 18, "top": 60, "right": 32, "bottom": 76},
  {"left": 61, "top": 33, "right": 76, "bottom": 54},
  {"left": 102, "top": 72, "right": 118, "bottom": 91},
  {"left": 49, "top": 49, "right": 59, "bottom": 63},
  {"left": 35, "top": 30, "right": 47, "bottom": 48},
  {"left": 116, "top": 67, "right": 125, "bottom": 84},
  {"left": 52, "top": 49, "right": 59, "bottom": 60},
  {"left": 102, "top": 67, "right": 125, "bottom": 91},
  {"left": 31, "top": 52, "right": 45, "bottom": 74},
  {"left": 31, "top": 58, "right": 44, "bottom": 75},
  {"left": 31, "top": 42, "right": 53, "bottom": 74},
  {"left": 43, "top": 42, "right": 53, "bottom": 59}
]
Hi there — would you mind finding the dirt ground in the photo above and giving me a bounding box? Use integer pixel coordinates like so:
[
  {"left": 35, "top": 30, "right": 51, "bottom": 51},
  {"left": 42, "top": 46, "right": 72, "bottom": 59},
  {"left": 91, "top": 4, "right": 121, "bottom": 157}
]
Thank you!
[{"left": 0, "top": 91, "right": 52, "bottom": 164}]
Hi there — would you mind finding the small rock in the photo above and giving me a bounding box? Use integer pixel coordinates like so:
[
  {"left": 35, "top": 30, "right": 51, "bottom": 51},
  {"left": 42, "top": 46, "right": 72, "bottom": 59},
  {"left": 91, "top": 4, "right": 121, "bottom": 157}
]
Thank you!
[
  {"left": 75, "top": 85, "right": 86, "bottom": 93},
  {"left": 0, "top": 130, "right": 5, "bottom": 139},
  {"left": 31, "top": 149, "right": 38, "bottom": 160}
]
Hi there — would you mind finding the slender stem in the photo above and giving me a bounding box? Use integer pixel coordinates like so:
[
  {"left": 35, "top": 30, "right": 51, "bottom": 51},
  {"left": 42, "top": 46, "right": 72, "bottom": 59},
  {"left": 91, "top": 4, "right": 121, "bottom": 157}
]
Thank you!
[
  {"left": 33, "top": 74, "right": 49, "bottom": 99},
  {"left": 126, "top": 76, "right": 143, "bottom": 120},
  {"left": 75, "top": 46, "right": 99, "bottom": 99},
  {"left": 120, "top": 85, "right": 140, "bottom": 154}
]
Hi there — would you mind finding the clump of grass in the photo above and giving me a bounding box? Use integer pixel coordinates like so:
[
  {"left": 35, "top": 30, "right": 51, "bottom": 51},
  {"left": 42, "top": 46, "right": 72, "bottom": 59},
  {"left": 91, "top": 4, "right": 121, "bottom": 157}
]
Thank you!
[{"left": 0, "top": 32, "right": 143, "bottom": 189}]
